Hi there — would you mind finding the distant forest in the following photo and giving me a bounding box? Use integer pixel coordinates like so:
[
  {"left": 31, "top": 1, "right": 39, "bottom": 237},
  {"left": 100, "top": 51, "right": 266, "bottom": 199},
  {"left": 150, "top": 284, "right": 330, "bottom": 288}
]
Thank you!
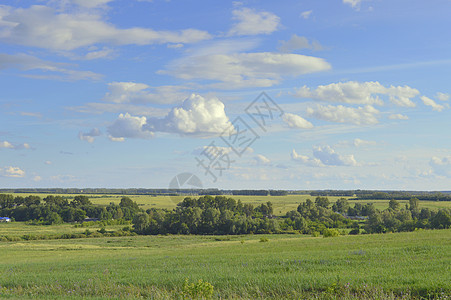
[{"left": 0, "top": 189, "right": 450, "bottom": 201}]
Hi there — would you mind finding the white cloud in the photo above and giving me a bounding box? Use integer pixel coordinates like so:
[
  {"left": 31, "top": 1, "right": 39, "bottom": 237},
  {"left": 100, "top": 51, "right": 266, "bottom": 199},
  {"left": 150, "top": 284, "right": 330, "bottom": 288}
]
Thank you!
[
  {"left": 313, "top": 145, "right": 358, "bottom": 166},
  {"left": 282, "top": 113, "right": 313, "bottom": 129},
  {"left": 430, "top": 156, "right": 451, "bottom": 177},
  {"left": 108, "top": 94, "right": 234, "bottom": 139},
  {"left": 1, "top": 166, "right": 26, "bottom": 178},
  {"left": 71, "top": 0, "right": 113, "bottom": 8},
  {"left": 44, "top": 161, "right": 52, "bottom": 165},
  {"left": 307, "top": 104, "right": 379, "bottom": 125},
  {"left": 20, "top": 112, "right": 42, "bottom": 118},
  {"left": 388, "top": 113, "right": 409, "bottom": 120},
  {"left": 343, "top": 0, "right": 362, "bottom": 10},
  {"left": 291, "top": 149, "right": 323, "bottom": 167},
  {"left": 33, "top": 175, "right": 42, "bottom": 182},
  {"left": 0, "top": 5, "right": 211, "bottom": 51},
  {"left": 353, "top": 138, "right": 376, "bottom": 147},
  {"left": 278, "top": 34, "right": 323, "bottom": 53},
  {"left": 0, "top": 53, "right": 102, "bottom": 81},
  {"left": 295, "top": 81, "right": 419, "bottom": 107},
  {"left": 296, "top": 81, "right": 384, "bottom": 105},
  {"left": 162, "top": 52, "right": 331, "bottom": 89},
  {"left": 145, "top": 94, "right": 234, "bottom": 136},
  {"left": 108, "top": 113, "right": 154, "bottom": 140},
  {"left": 0, "top": 140, "right": 30, "bottom": 150},
  {"left": 421, "top": 96, "right": 446, "bottom": 112},
  {"left": 436, "top": 92, "right": 450, "bottom": 102},
  {"left": 0, "top": 141, "right": 13, "bottom": 149},
  {"left": 50, "top": 174, "right": 77, "bottom": 183},
  {"left": 300, "top": 10, "right": 313, "bottom": 19},
  {"left": 103, "top": 82, "right": 189, "bottom": 105},
  {"left": 78, "top": 128, "right": 101, "bottom": 143},
  {"left": 228, "top": 7, "right": 280, "bottom": 36},
  {"left": 254, "top": 154, "right": 270, "bottom": 164},
  {"left": 386, "top": 85, "right": 418, "bottom": 107}
]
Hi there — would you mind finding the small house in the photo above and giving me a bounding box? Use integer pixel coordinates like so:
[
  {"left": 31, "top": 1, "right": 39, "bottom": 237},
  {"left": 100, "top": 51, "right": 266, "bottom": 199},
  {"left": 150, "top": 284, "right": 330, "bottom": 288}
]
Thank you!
[{"left": 0, "top": 217, "right": 11, "bottom": 222}]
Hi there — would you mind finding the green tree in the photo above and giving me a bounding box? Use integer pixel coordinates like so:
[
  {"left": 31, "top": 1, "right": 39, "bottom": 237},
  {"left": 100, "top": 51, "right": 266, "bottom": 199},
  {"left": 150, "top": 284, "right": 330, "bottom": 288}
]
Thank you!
[
  {"left": 388, "top": 199, "right": 400, "bottom": 210},
  {"left": 133, "top": 213, "right": 150, "bottom": 234},
  {"left": 315, "top": 196, "right": 330, "bottom": 208},
  {"left": 71, "top": 196, "right": 91, "bottom": 207}
]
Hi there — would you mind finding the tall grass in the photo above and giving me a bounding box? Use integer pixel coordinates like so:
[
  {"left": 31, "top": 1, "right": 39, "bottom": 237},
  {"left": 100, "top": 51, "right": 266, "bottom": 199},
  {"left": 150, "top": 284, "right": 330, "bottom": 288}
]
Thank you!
[{"left": 0, "top": 229, "right": 450, "bottom": 299}]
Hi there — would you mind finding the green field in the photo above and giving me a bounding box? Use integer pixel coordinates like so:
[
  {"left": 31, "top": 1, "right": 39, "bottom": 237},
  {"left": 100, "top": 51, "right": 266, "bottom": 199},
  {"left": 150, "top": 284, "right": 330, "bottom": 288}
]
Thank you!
[
  {"left": 8, "top": 193, "right": 451, "bottom": 216},
  {"left": 0, "top": 229, "right": 450, "bottom": 299}
]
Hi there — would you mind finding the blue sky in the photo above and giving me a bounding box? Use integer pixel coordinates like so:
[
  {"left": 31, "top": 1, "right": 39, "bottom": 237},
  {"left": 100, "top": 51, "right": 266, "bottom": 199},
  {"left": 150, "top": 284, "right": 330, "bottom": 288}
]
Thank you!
[{"left": 1, "top": 0, "right": 450, "bottom": 190}]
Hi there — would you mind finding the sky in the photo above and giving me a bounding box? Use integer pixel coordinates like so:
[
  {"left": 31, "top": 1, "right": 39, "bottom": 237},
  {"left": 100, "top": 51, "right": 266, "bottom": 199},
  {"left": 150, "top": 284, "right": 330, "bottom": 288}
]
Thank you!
[{"left": 1, "top": 0, "right": 451, "bottom": 190}]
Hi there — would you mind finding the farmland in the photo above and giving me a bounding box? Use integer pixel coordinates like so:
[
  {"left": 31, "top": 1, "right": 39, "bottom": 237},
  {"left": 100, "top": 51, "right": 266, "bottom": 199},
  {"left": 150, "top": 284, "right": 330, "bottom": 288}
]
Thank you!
[{"left": 0, "top": 228, "right": 450, "bottom": 299}]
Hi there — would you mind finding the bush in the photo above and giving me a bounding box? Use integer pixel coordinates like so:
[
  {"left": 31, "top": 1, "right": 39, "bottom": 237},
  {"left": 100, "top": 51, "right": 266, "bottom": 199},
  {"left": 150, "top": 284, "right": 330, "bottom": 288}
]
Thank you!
[
  {"left": 349, "top": 228, "right": 360, "bottom": 235},
  {"left": 323, "top": 228, "right": 340, "bottom": 237},
  {"left": 181, "top": 279, "right": 214, "bottom": 299},
  {"left": 259, "top": 237, "right": 269, "bottom": 242},
  {"left": 311, "top": 231, "right": 320, "bottom": 237}
]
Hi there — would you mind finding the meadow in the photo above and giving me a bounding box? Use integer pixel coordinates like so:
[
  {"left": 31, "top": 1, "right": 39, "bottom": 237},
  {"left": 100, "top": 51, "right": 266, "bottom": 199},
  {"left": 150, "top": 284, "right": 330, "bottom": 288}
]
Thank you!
[{"left": 0, "top": 228, "right": 450, "bottom": 299}]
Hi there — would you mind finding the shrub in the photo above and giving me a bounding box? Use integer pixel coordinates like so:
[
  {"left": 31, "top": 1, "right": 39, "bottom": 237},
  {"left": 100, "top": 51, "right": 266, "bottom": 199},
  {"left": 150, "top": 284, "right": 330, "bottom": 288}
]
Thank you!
[
  {"left": 311, "top": 231, "right": 320, "bottom": 237},
  {"left": 181, "top": 279, "right": 214, "bottom": 299},
  {"left": 259, "top": 237, "right": 269, "bottom": 242},
  {"left": 323, "top": 228, "right": 340, "bottom": 238},
  {"left": 349, "top": 228, "right": 360, "bottom": 235}
]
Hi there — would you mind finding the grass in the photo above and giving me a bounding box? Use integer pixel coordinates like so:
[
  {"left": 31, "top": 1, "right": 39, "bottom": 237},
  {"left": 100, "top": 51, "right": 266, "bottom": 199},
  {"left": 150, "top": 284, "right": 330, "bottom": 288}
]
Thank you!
[
  {"left": 0, "top": 229, "right": 450, "bottom": 299},
  {"left": 0, "top": 222, "right": 127, "bottom": 239}
]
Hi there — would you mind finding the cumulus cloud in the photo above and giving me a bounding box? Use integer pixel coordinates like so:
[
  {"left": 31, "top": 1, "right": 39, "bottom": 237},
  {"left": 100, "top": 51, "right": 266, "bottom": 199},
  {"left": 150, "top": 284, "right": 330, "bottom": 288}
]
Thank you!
[
  {"left": 108, "top": 94, "right": 234, "bottom": 139},
  {"left": 228, "top": 7, "right": 280, "bottom": 36},
  {"left": 278, "top": 34, "right": 323, "bottom": 52},
  {"left": 254, "top": 154, "right": 270, "bottom": 164},
  {"left": 0, "top": 140, "right": 30, "bottom": 150},
  {"left": 386, "top": 85, "right": 419, "bottom": 107},
  {"left": 291, "top": 149, "right": 322, "bottom": 167},
  {"left": 78, "top": 128, "right": 101, "bottom": 143},
  {"left": 436, "top": 92, "right": 450, "bottom": 102},
  {"left": 0, "top": 5, "right": 211, "bottom": 51},
  {"left": 103, "top": 82, "right": 189, "bottom": 105},
  {"left": 388, "top": 113, "right": 409, "bottom": 120},
  {"left": 421, "top": 96, "right": 446, "bottom": 112},
  {"left": 295, "top": 81, "right": 419, "bottom": 107},
  {"left": 282, "top": 113, "right": 314, "bottom": 129},
  {"left": 307, "top": 104, "right": 379, "bottom": 125},
  {"left": 162, "top": 52, "right": 331, "bottom": 89},
  {"left": 1, "top": 166, "right": 26, "bottom": 178},
  {"left": 430, "top": 156, "right": 451, "bottom": 177},
  {"left": 0, "top": 53, "right": 101, "bottom": 80},
  {"left": 108, "top": 113, "right": 154, "bottom": 140},
  {"left": 313, "top": 145, "right": 358, "bottom": 166},
  {"left": 33, "top": 175, "right": 42, "bottom": 182},
  {"left": 145, "top": 94, "right": 234, "bottom": 136}
]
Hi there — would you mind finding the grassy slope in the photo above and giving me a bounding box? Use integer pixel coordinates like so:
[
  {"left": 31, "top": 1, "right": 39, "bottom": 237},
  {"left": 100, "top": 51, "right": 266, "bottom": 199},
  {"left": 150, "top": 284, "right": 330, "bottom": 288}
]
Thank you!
[{"left": 0, "top": 229, "right": 450, "bottom": 299}]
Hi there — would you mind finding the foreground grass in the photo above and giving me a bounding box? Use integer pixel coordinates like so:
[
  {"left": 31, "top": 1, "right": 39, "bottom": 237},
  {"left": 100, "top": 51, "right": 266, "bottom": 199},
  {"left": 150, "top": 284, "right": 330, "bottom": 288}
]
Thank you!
[{"left": 0, "top": 229, "right": 450, "bottom": 299}]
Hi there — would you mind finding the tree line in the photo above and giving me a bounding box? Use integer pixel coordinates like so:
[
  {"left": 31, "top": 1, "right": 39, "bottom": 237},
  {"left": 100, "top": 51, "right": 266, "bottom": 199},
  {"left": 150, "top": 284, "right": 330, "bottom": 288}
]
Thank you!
[{"left": 1, "top": 194, "right": 449, "bottom": 235}]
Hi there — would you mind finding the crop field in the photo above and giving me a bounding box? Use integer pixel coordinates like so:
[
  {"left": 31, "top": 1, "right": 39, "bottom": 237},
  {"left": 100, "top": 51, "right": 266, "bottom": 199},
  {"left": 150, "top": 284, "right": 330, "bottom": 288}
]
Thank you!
[
  {"left": 9, "top": 193, "right": 451, "bottom": 216},
  {"left": 0, "top": 229, "right": 450, "bottom": 299}
]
